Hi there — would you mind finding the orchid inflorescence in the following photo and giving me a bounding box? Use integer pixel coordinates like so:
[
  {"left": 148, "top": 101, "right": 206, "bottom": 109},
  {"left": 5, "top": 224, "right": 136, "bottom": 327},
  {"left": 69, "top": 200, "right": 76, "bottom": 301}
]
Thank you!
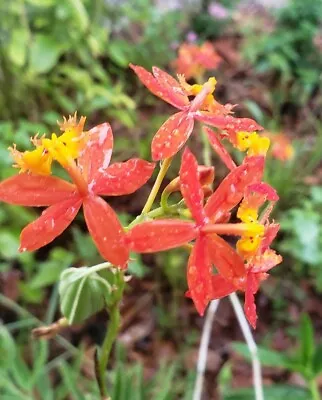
[{"left": 0, "top": 65, "right": 282, "bottom": 329}]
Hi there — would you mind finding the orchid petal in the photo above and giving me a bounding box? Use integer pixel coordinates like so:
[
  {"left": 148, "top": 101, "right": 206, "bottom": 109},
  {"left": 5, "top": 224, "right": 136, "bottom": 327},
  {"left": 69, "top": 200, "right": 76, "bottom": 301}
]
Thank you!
[
  {"left": 187, "top": 235, "right": 213, "bottom": 316},
  {"left": 130, "top": 64, "right": 188, "bottom": 109},
  {"left": 204, "top": 127, "right": 236, "bottom": 170},
  {"left": 152, "top": 66, "right": 189, "bottom": 108},
  {"left": 246, "top": 182, "right": 279, "bottom": 201},
  {"left": 127, "top": 220, "right": 197, "bottom": 253},
  {"left": 152, "top": 112, "right": 194, "bottom": 161},
  {"left": 251, "top": 249, "right": 282, "bottom": 273},
  {"left": 94, "top": 159, "right": 155, "bottom": 196},
  {"left": 205, "top": 157, "right": 264, "bottom": 221},
  {"left": 261, "top": 223, "right": 280, "bottom": 252},
  {"left": 206, "top": 233, "right": 246, "bottom": 283},
  {"left": 78, "top": 123, "right": 113, "bottom": 183},
  {"left": 211, "top": 275, "right": 236, "bottom": 299},
  {"left": 180, "top": 148, "right": 207, "bottom": 226},
  {"left": 196, "top": 113, "right": 263, "bottom": 136},
  {"left": 0, "top": 174, "right": 77, "bottom": 206},
  {"left": 83, "top": 195, "right": 129, "bottom": 267},
  {"left": 244, "top": 273, "right": 258, "bottom": 329},
  {"left": 19, "top": 195, "right": 82, "bottom": 251}
]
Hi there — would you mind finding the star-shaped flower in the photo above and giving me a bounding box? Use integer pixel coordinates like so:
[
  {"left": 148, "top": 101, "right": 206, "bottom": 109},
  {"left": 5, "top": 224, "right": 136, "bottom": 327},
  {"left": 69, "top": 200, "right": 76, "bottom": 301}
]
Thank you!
[
  {"left": 0, "top": 118, "right": 154, "bottom": 267},
  {"left": 127, "top": 148, "right": 264, "bottom": 314},
  {"left": 130, "top": 64, "right": 263, "bottom": 161}
]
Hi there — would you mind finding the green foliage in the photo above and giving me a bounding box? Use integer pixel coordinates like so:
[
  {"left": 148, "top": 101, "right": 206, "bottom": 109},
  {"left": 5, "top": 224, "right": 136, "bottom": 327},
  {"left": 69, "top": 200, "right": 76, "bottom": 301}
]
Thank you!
[
  {"left": 278, "top": 186, "right": 322, "bottom": 291},
  {"left": 231, "top": 314, "right": 321, "bottom": 398},
  {"left": 241, "top": 0, "right": 322, "bottom": 108},
  {"left": 59, "top": 264, "right": 125, "bottom": 324},
  {"left": 0, "top": 0, "right": 135, "bottom": 124}
]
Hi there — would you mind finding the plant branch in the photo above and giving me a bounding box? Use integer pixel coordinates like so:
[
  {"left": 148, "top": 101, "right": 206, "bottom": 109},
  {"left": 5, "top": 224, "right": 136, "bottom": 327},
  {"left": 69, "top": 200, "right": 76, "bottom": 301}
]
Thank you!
[
  {"left": 193, "top": 299, "right": 221, "bottom": 400},
  {"left": 141, "top": 157, "right": 172, "bottom": 214},
  {"left": 309, "top": 379, "right": 321, "bottom": 400},
  {"left": 229, "top": 293, "right": 264, "bottom": 400},
  {"left": 97, "top": 304, "right": 121, "bottom": 399}
]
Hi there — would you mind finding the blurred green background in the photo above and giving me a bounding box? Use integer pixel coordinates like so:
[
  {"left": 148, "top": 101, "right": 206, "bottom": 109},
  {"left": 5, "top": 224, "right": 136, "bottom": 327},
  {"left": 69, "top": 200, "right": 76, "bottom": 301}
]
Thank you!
[{"left": 1, "top": 0, "right": 322, "bottom": 399}]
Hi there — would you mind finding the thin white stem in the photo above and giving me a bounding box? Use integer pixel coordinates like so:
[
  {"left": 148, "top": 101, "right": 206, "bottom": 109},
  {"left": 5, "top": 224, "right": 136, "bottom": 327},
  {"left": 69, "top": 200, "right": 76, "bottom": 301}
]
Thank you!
[
  {"left": 229, "top": 293, "right": 264, "bottom": 400},
  {"left": 193, "top": 299, "right": 220, "bottom": 400}
]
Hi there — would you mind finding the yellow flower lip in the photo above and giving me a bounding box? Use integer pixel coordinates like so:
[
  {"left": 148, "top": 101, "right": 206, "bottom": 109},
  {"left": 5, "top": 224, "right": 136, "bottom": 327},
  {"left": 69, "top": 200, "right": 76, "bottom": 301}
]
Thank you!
[
  {"left": 9, "top": 113, "right": 86, "bottom": 176},
  {"left": 236, "top": 131, "right": 270, "bottom": 156}
]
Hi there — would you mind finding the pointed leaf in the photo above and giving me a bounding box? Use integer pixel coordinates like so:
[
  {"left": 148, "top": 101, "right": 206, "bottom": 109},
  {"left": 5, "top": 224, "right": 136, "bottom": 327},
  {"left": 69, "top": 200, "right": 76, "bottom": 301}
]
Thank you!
[
  {"left": 187, "top": 234, "right": 212, "bottom": 316},
  {"left": 0, "top": 174, "right": 77, "bottom": 206},
  {"left": 127, "top": 220, "right": 197, "bottom": 253},
  {"left": 78, "top": 122, "right": 113, "bottom": 183},
  {"left": 206, "top": 233, "right": 246, "bottom": 282},
  {"left": 83, "top": 195, "right": 129, "bottom": 267},
  {"left": 204, "top": 127, "right": 236, "bottom": 170},
  {"left": 180, "top": 148, "right": 206, "bottom": 225},
  {"left": 20, "top": 195, "right": 82, "bottom": 251},
  {"left": 151, "top": 112, "right": 194, "bottom": 161},
  {"left": 299, "top": 313, "right": 315, "bottom": 368},
  {"left": 94, "top": 159, "right": 155, "bottom": 196}
]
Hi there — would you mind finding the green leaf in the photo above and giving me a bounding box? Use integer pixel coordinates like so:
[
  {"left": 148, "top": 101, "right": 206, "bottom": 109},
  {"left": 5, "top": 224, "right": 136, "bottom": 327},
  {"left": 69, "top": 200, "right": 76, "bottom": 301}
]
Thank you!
[
  {"left": 312, "top": 342, "right": 322, "bottom": 377},
  {"left": 25, "top": 0, "right": 55, "bottom": 6},
  {"left": 59, "top": 266, "right": 112, "bottom": 324},
  {"left": 224, "top": 385, "right": 310, "bottom": 400},
  {"left": 0, "top": 325, "right": 16, "bottom": 371},
  {"left": 232, "top": 342, "right": 291, "bottom": 369},
  {"left": 108, "top": 40, "right": 132, "bottom": 67},
  {"left": 8, "top": 29, "right": 29, "bottom": 67},
  {"left": 0, "top": 231, "right": 19, "bottom": 260},
  {"left": 299, "top": 314, "right": 315, "bottom": 368},
  {"left": 29, "top": 34, "right": 64, "bottom": 74}
]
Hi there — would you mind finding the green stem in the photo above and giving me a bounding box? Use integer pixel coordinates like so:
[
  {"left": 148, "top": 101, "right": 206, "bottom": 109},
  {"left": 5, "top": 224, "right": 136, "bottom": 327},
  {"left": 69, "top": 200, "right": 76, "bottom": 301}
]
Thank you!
[
  {"left": 309, "top": 379, "right": 321, "bottom": 400},
  {"left": 141, "top": 157, "right": 172, "bottom": 214},
  {"left": 98, "top": 304, "right": 121, "bottom": 399},
  {"left": 201, "top": 127, "right": 212, "bottom": 167}
]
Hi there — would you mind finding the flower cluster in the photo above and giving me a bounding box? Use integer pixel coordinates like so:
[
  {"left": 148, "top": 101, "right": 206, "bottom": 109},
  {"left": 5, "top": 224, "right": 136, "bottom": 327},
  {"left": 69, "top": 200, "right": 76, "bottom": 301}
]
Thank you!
[
  {"left": 0, "top": 66, "right": 282, "bottom": 328},
  {"left": 172, "top": 41, "right": 222, "bottom": 80}
]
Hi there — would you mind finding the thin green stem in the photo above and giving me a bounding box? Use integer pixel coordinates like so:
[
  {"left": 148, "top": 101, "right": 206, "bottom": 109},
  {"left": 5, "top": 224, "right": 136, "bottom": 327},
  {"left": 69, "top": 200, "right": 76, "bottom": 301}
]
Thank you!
[
  {"left": 309, "top": 379, "right": 321, "bottom": 400},
  {"left": 141, "top": 157, "right": 172, "bottom": 214},
  {"left": 98, "top": 304, "right": 121, "bottom": 399},
  {"left": 201, "top": 128, "right": 212, "bottom": 167}
]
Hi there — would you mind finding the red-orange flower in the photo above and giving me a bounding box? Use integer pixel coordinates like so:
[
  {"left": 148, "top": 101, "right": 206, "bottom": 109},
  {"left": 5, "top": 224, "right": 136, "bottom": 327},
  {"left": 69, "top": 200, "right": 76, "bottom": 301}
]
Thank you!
[
  {"left": 0, "top": 120, "right": 154, "bottom": 267},
  {"left": 127, "top": 148, "right": 265, "bottom": 315},
  {"left": 130, "top": 64, "right": 263, "bottom": 161},
  {"left": 173, "top": 41, "right": 222, "bottom": 80},
  {"left": 210, "top": 183, "right": 282, "bottom": 328}
]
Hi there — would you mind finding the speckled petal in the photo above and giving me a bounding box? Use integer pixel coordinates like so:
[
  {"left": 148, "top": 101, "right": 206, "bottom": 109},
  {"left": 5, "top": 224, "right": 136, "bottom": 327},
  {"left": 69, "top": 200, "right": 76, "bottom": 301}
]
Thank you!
[
  {"left": 94, "top": 159, "right": 155, "bottom": 196},
  {"left": 151, "top": 112, "right": 194, "bottom": 161},
  {"left": 206, "top": 233, "right": 246, "bottom": 283},
  {"left": 78, "top": 122, "right": 113, "bottom": 183},
  {"left": 19, "top": 195, "right": 82, "bottom": 252},
  {"left": 130, "top": 64, "right": 188, "bottom": 109},
  {"left": 0, "top": 173, "right": 77, "bottom": 206},
  {"left": 83, "top": 195, "right": 129, "bottom": 267},
  {"left": 152, "top": 66, "right": 189, "bottom": 108},
  {"left": 187, "top": 235, "right": 213, "bottom": 316},
  {"left": 244, "top": 272, "right": 258, "bottom": 329},
  {"left": 127, "top": 220, "right": 197, "bottom": 252},
  {"left": 211, "top": 275, "right": 236, "bottom": 299},
  {"left": 204, "top": 127, "right": 236, "bottom": 170},
  {"left": 196, "top": 112, "right": 263, "bottom": 139},
  {"left": 205, "top": 157, "right": 264, "bottom": 221},
  {"left": 180, "top": 148, "right": 207, "bottom": 226}
]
